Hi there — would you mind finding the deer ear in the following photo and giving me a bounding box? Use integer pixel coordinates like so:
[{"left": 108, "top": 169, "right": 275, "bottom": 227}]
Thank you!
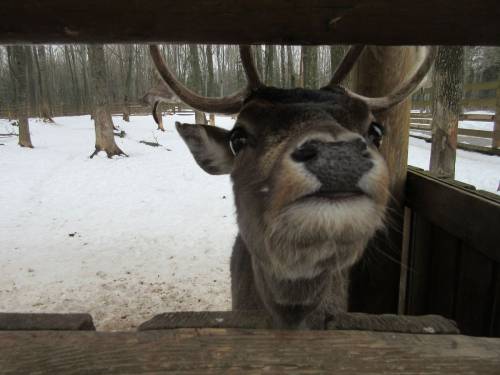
[{"left": 175, "top": 122, "right": 234, "bottom": 175}]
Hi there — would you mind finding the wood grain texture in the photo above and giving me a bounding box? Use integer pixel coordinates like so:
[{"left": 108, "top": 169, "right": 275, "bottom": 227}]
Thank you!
[
  {"left": 1, "top": 329, "right": 499, "bottom": 374},
  {"left": 406, "top": 167, "right": 500, "bottom": 263},
  {"left": 0, "top": 0, "right": 499, "bottom": 45},
  {"left": 139, "top": 311, "right": 273, "bottom": 330},
  {"left": 139, "top": 311, "right": 459, "bottom": 334},
  {"left": 455, "top": 246, "right": 495, "bottom": 336},
  {"left": 0, "top": 313, "right": 95, "bottom": 331}
]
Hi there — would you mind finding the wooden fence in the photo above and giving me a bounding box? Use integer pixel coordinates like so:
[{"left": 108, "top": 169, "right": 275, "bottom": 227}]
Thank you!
[
  {"left": 410, "top": 112, "right": 500, "bottom": 155},
  {"left": 403, "top": 167, "right": 500, "bottom": 337},
  {"left": 412, "top": 80, "right": 500, "bottom": 112},
  {"left": 411, "top": 79, "right": 500, "bottom": 154}
]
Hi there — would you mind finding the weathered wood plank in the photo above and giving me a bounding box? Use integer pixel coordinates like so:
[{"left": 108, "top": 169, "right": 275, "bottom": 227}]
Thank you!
[
  {"left": 406, "top": 213, "right": 433, "bottom": 315},
  {"left": 328, "top": 313, "right": 458, "bottom": 334},
  {"left": 405, "top": 167, "right": 500, "bottom": 263},
  {"left": 1, "top": 329, "right": 499, "bottom": 374},
  {"left": 0, "top": 1, "right": 499, "bottom": 45},
  {"left": 0, "top": 313, "right": 95, "bottom": 331},
  {"left": 139, "top": 311, "right": 273, "bottom": 330},
  {"left": 489, "top": 264, "right": 500, "bottom": 337},
  {"left": 455, "top": 246, "right": 495, "bottom": 336},
  {"left": 139, "top": 311, "right": 459, "bottom": 334},
  {"left": 410, "top": 124, "right": 494, "bottom": 138},
  {"left": 427, "top": 227, "right": 461, "bottom": 319}
]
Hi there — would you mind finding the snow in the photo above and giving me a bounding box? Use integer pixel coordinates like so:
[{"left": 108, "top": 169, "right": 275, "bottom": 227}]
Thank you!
[
  {"left": 459, "top": 120, "right": 493, "bottom": 131},
  {"left": 0, "top": 114, "right": 498, "bottom": 331},
  {"left": 0, "top": 114, "right": 237, "bottom": 331},
  {"left": 408, "top": 137, "right": 500, "bottom": 193}
]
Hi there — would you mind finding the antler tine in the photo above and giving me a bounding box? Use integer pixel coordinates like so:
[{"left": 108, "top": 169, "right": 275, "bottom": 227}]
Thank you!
[
  {"left": 324, "top": 45, "right": 366, "bottom": 88},
  {"left": 239, "top": 45, "right": 263, "bottom": 90},
  {"left": 345, "top": 46, "right": 438, "bottom": 112},
  {"left": 149, "top": 45, "right": 245, "bottom": 114}
]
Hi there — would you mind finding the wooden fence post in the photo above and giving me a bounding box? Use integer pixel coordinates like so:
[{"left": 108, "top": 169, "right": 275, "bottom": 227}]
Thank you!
[
  {"left": 349, "top": 46, "right": 415, "bottom": 314},
  {"left": 493, "top": 83, "right": 500, "bottom": 149}
]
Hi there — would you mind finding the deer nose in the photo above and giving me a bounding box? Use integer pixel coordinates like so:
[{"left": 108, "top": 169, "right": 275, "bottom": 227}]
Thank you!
[
  {"left": 292, "top": 138, "right": 368, "bottom": 162},
  {"left": 291, "top": 142, "right": 318, "bottom": 162},
  {"left": 291, "top": 138, "right": 373, "bottom": 191}
]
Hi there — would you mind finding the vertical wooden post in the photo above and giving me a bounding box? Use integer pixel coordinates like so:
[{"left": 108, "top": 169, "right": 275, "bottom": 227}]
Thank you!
[
  {"left": 493, "top": 83, "right": 500, "bottom": 149},
  {"left": 349, "top": 47, "right": 414, "bottom": 314}
]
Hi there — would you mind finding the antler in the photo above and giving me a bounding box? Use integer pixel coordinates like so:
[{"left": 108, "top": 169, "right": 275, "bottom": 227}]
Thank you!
[
  {"left": 344, "top": 46, "right": 437, "bottom": 112},
  {"left": 150, "top": 45, "right": 435, "bottom": 116},
  {"left": 149, "top": 45, "right": 262, "bottom": 114},
  {"left": 324, "top": 45, "right": 366, "bottom": 88}
]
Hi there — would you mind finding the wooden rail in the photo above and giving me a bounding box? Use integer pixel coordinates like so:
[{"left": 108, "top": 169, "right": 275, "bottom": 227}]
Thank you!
[
  {"left": 410, "top": 111, "right": 500, "bottom": 154},
  {"left": 1, "top": 329, "right": 499, "bottom": 374},
  {"left": 0, "top": 1, "right": 499, "bottom": 45}
]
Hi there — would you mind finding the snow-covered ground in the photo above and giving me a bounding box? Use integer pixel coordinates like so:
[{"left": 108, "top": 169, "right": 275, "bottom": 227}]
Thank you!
[
  {"left": 0, "top": 114, "right": 237, "bottom": 331},
  {"left": 408, "top": 137, "right": 499, "bottom": 192},
  {"left": 0, "top": 114, "right": 498, "bottom": 331}
]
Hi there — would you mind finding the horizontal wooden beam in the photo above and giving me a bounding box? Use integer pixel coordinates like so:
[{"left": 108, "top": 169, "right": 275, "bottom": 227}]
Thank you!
[
  {"left": 138, "top": 311, "right": 459, "bottom": 334},
  {"left": 0, "top": 1, "right": 499, "bottom": 45},
  {"left": 0, "top": 313, "right": 95, "bottom": 331},
  {"left": 406, "top": 167, "right": 500, "bottom": 262},
  {"left": 1, "top": 329, "right": 500, "bottom": 374}
]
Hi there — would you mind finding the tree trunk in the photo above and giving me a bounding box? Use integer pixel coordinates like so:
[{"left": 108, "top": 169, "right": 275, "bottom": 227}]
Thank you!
[
  {"left": 26, "top": 47, "right": 38, "bottom": 118},
  {"left": 65, "top": 45, "right": 80, "bottom": 114},
  {"left": 330, "top": 46, "right": 350, "bottom": 86},
  {"left": 8, "top": 46, "right": 33, "bottom": 148},
  {"left": 122, "top": 45, "right": 134, "bottom": 122},
  {"left": 88, "top": 45, "right": 126, "bottom": 158},
  {"left": 349, "top": 47, "right": 416, "bottom": 314},
  {"left": 255, "top": 46, "right": 263, "bottom": 79},
  {"left": 429, "top": 47, "right": 464, "bottom": 178},
  {"left": 287, "top": 46, "right": 295, "bottom": 87},
  {"left": 195, "top": 110, "right": 207, "bottom": 124},
  {"left": 280, "top": 46, "right": 286, "bottom": 87},
  {"left": 34, "top": 46, "right": 54, "bottom": 122},
  {"left": 302, "top": 46, "right": 318, "bottom": 89},
  {"left": 494, "top": 83, "right": 500, "bottom": 149},
  {"left": 188, "top": 45, "right": 207, "bottom": 122},
  {"left": 205, "top": 45, "right": 215, "bottom": 97},
  {"left": 264, "top": 45, "right": 276, "bottom": 85}
]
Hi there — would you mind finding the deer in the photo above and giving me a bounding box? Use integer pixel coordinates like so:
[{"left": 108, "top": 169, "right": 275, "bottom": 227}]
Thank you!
[{"left": 148, "top": 45, "right": 456, "bottom": 331}]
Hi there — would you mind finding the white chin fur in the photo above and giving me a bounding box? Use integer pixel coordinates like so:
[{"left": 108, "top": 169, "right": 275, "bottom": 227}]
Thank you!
[
  {"left": 276, "top": 196, "right": 384, "bottom": 242},
  {"left": 265, "top": 196, "right": 384, "bottom": 280}
]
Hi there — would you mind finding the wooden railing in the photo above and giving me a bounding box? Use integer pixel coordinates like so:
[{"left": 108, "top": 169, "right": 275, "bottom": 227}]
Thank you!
[
  {"left": 412, "top": 80, "right": 500, "bottom": 111},
  {"left": 410, "top": 112, "right": 500, "bottom": 154}
]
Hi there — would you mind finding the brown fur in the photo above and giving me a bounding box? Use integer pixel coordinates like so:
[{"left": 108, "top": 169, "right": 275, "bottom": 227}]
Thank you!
[{"left": 176, "top": 86, "right": 390, "bottom": 328}]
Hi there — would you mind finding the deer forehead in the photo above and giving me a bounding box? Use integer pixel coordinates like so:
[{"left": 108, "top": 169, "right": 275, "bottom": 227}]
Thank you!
[{"left": 235, "top": 90, "right": 373, "bottom": 140}]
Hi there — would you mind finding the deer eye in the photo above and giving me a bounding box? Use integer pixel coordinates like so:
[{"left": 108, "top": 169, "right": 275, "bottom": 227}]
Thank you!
[
  {"left": 229, "top": 128, "right": 248, "bottom": 155},
  {"left": 367, "top": 121, "right": 384, "bottom": 148}
]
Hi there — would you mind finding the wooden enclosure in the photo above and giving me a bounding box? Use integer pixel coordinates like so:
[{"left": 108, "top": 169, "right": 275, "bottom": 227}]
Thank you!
[
  {"left": 403, "top": 168, "right": 500, "bottom": 337},
  {"left": 410, "top": 113, "right": 499, "bottom": 155},
  {"left": 0, "top": 0, "right": 499, "bottom": 45},
  {"left": 1, "top": 1, "right": 500, "bottom": 373}
]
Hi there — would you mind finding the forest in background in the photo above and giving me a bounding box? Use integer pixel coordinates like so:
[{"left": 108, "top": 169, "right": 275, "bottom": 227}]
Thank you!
[{"left": 1, "top": 45, "right": 499, "bottom": 118}]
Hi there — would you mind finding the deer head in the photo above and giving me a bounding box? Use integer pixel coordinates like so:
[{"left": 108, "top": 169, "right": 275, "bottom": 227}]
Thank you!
[{"left": 150, "top": 45, "right": 436, "bottom": 328}]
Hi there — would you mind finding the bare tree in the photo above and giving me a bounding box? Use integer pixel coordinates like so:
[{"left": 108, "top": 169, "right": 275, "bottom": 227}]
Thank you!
[
  {"left": 302, "top": 46, "right": 318, "bottom": 89},
  {"left": 7, "top": 46, "right": 33, "bottom": 148},
  {"left": 33, "top": 46, "right": 54, "bottom": 122},
  {"left": 122, "top": 45, "right": 135, "bottom": 122},
  {"left": 429, "top": 47, "right": 464, "bottom": 178},
  {"left": 88, "top": 45, "right": 126, "bottom": 158}
]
